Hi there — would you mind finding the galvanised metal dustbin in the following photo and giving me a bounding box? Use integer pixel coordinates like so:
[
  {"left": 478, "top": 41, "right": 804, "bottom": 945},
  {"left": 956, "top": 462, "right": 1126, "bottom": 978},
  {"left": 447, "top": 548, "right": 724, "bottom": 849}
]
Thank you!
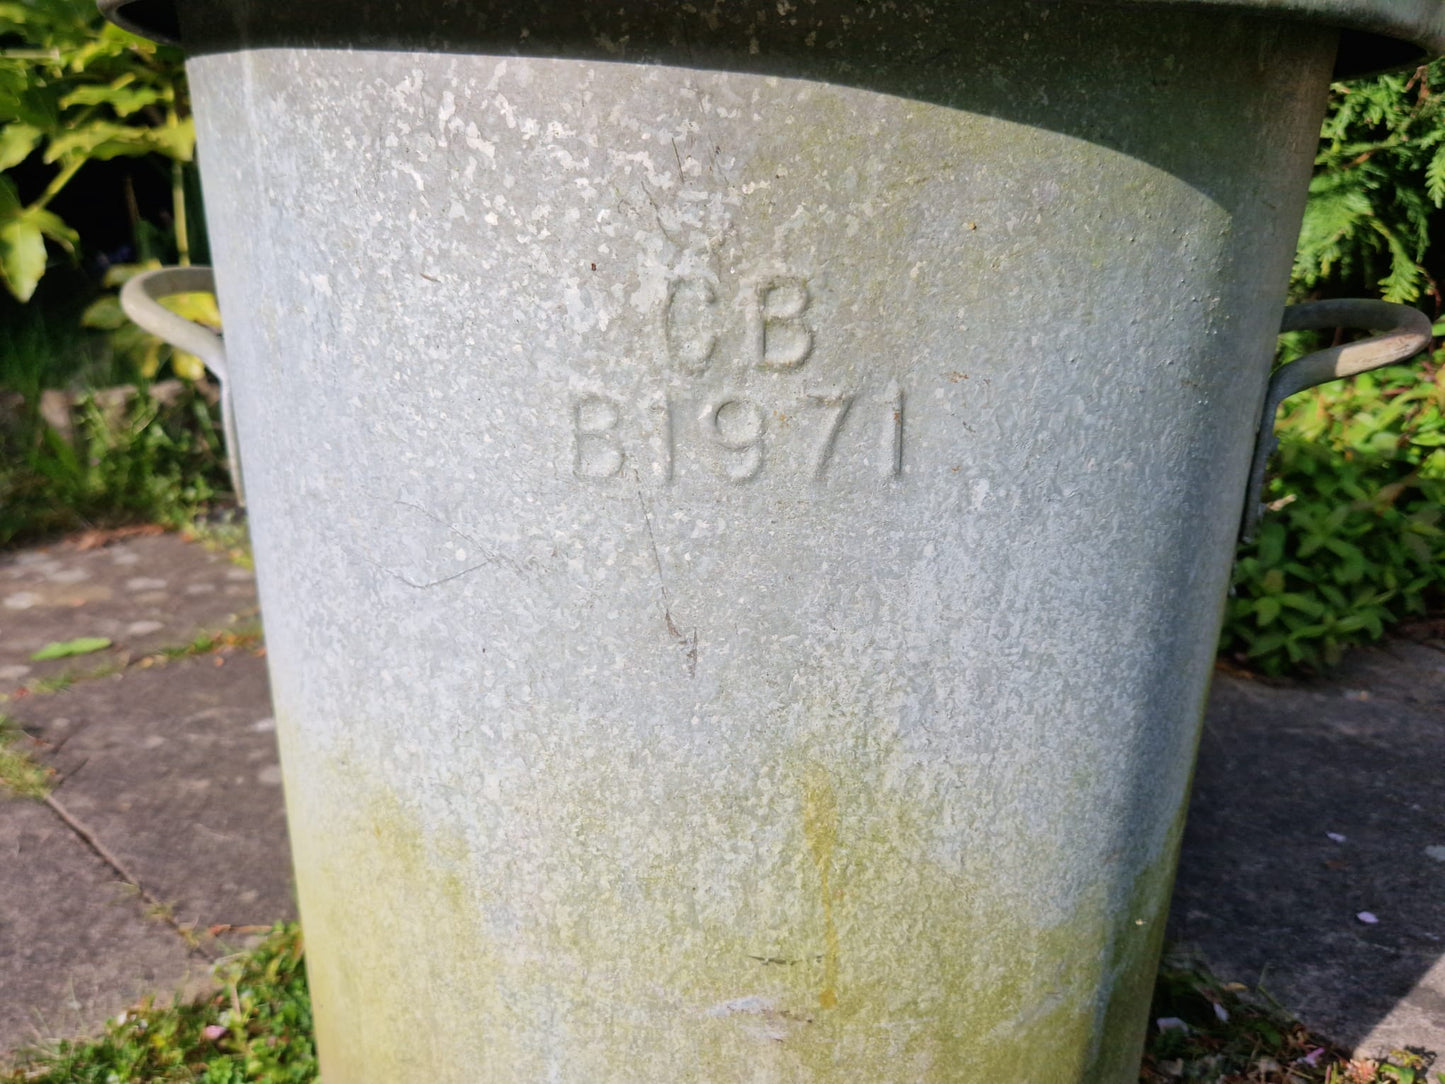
[{"left": 101, "top": 1, "right": 1444, "bottom": 1079}]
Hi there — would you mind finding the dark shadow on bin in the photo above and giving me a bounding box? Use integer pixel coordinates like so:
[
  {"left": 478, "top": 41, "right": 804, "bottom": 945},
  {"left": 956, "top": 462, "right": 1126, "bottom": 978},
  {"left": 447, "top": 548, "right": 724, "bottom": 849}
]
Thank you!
[{"left": 123, "top": 0, "right": 1380, "bottom": 218}]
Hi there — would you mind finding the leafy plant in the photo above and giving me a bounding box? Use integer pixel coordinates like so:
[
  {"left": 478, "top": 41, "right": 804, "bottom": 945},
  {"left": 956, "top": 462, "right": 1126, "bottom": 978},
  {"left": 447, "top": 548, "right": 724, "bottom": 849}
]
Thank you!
[
  {"left": 0, "top": 0, "right": 192, "bottom": 301},
  {"left": 0, "top": 281, "right": 112, "bottom": 393},
  {"left": 1222, "top": 361, "right": 1445, "bottom": 674}
]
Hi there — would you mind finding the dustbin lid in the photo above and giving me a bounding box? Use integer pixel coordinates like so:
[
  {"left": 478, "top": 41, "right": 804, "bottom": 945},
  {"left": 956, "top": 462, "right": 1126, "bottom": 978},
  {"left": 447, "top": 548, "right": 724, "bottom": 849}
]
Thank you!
[{"left": 101, "top": 0, "right": 1444, "bottom": 77}]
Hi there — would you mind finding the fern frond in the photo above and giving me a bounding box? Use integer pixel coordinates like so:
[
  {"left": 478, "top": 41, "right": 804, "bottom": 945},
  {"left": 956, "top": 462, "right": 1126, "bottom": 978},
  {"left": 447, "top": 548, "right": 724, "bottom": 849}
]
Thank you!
[
  {"left": 1426, "top": 143, "right": 1445, "bottom": 206},
  {"left": 1371, "top": 219, "right": 1425, "bottom": 302}
]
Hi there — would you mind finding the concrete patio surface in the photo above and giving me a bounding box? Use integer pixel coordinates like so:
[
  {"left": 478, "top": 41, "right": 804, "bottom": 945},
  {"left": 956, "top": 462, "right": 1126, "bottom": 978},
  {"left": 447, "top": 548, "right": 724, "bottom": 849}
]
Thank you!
[{"left": 0, "top": 528, "right": 1440, "bottom": 1064}]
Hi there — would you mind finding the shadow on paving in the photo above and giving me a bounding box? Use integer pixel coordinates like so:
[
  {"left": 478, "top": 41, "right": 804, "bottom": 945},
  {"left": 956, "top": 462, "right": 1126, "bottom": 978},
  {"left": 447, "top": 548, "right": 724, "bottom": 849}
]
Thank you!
[{"left": 1172, "top": 643, "right": 1445, "bottom": 1059}]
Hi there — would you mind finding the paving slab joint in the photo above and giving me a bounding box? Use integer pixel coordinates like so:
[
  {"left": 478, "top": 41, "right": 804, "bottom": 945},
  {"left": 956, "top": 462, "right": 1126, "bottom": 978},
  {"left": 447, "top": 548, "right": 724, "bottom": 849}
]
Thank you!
[{"left": 40, "top": 792, "right": 219, "bottom": 962}]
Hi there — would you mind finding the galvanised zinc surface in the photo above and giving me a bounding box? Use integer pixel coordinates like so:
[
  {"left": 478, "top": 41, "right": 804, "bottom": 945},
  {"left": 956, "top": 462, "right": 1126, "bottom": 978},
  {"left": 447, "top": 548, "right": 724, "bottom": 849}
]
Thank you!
[{"left": 173, "top": 0, "right": 1339, "bottom": 1078}]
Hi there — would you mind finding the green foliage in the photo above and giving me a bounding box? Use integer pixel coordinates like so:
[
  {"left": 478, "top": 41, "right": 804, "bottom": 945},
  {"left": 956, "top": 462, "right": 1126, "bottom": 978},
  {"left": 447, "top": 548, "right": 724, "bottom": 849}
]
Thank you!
[
  {"left": 0, "top": 0, "right": 190, "bottom": 300},
  {"left": 0, "top": 383, "right": 229, "bottom": 546},
  {"left": 1222, "top": 362, "right": 1445, "bottom": 674},
  {"left": 1295, "top": 60, "right": 1445, "bottom": 303},
  {"left": 1, "top": 924, "right": 317, "bottom": 1084}
]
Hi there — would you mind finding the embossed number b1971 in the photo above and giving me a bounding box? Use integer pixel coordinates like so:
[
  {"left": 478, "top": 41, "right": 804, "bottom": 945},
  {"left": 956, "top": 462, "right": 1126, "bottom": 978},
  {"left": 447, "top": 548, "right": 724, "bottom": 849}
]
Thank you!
[
  {"left": 573, "top": 385, "right": 904, "bottom": 485},
  {"left": 574, "top": 273, "right": 905, "bottom": 486}
]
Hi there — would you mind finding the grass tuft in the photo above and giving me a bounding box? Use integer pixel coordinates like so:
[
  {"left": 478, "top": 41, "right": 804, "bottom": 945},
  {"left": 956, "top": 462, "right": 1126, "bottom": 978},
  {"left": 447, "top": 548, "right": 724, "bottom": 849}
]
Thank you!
[
  {"left": 1, "top": 924, "right": 317, "bottom": 1084},
  {"left": 0, "top": 714, "right": 52, "bottom": 799}
]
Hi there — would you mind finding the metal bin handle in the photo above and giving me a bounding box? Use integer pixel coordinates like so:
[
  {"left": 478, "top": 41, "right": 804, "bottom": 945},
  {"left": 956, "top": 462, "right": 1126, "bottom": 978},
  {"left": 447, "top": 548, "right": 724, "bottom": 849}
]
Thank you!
[
  {"left": 1241, "top": 298, "right": 1432, "bottom": 540},
  {"left": 119, "top": 266, "right": 244, "bottom": 507}
]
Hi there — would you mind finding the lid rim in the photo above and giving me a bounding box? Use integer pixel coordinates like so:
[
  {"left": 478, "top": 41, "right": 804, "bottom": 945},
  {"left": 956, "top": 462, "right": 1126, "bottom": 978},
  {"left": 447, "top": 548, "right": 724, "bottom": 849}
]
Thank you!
[{"left": 98, "top": 0, "right": 1444, "bottom": 78}]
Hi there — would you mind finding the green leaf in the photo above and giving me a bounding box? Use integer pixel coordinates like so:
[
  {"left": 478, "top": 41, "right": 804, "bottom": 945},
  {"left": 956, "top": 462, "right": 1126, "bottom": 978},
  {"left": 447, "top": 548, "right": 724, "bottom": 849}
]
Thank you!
[
  {"left": 0, "top": 2, "right": 34, "bottom": 25},
  {"left": 43, "top": 120, "right": 152, "bottom": 162},
  {"left": 30, "top": 636, "right": 112, "bottom": 661},
  {"left": 0, "top": 214, "right": 47, "bottom": 302},
  {"left": 1279, "top": 592, "right": 1326, "bottom": 617},
  {"left": 1257, "top": 520, "right": 1286, "bottom": 567},
  {"left": 0, "top": 174, "right": 19, "bottom": 216},
  {"left": 59, "top": 84, "right": 163, "bottom": 117},
  {"left": 0, "top": 122, "right": 40, "bottom": 170},
  {"left": 147, "top": 116, "right": 195, "bottom": 162},
  {"left": 1409, "top": 428, "right": 1445, "bottom": 447},
  {"left": 12, "top": 85, "right": 62, "bottom": 131},
  {"left": 29, "top": 207, "right": 78, "bottom": 247},
  {"left": 81, "top": 293, "right": 127, "bottom": 330}
]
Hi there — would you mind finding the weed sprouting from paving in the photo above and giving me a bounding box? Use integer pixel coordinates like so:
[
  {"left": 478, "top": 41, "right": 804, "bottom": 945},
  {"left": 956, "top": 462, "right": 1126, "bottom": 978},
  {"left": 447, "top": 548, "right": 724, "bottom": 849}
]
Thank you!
[
  {"left": 182, "top": 517, "right": 254, "bottom": 571},
  {"left": 0, "top": 924, "right": 317, "bottom": 1084},
  {"left": 153, "top": 625, "right": 263, "bottom": 662},
  {"left": 4, "top": 620, "right": 265, "bottom": 702},
  {"left": 0, "top": 714, "right": 52, "bottom": 799},
  {"left": 1142, "top": 954, "right": 1439, "bottom": 1083}
]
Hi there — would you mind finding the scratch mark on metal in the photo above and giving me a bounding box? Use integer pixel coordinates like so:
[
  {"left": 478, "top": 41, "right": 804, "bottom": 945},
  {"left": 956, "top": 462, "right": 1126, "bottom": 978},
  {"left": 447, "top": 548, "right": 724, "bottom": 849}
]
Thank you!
[
  {"left": 634, "top": 470, "right": 698, "bottom": 678},
  {"left": 369, "top": 499, "right": 538, "bottom": 588}
]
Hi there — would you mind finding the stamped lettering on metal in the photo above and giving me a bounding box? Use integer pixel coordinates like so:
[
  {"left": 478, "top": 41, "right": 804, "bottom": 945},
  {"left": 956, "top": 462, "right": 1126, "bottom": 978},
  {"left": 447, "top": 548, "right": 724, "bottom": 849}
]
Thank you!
[
  {"left": 573, "top": 394, "right": 626, "bottom": 479},
  {"left": 664, "top": 277, "right": 719, "bottom": 375},
  {"left": 576, "top": 270, "right": 903, "bottom": 485},
  {"left": 705, "top": 398, "right": 767, "bottom": 483},
  {"left": 750, "top": 277, "right": 813, "bottom": 371}
]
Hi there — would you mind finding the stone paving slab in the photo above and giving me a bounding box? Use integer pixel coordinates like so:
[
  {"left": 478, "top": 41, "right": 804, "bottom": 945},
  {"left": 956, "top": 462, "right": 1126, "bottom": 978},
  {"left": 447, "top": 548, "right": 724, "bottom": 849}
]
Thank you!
[
  {"left": 0, "top": 795, "right": 205, "bottom": 1057},
  {"left": 1171, "top": 652, "right": 1445, "bottom": 1058},
  {"left": 0, "top": 531, "right": 258, "bottom": 697},
  {"left": 6, "top": 653, "right": 294, "bottom": 932}
]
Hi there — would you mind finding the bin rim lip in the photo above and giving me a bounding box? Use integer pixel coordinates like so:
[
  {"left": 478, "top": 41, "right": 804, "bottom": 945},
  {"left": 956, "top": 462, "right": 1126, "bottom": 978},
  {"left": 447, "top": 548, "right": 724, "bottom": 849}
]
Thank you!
[{"left": 100, "top": 0, "right": 1444, "bottom": 78}]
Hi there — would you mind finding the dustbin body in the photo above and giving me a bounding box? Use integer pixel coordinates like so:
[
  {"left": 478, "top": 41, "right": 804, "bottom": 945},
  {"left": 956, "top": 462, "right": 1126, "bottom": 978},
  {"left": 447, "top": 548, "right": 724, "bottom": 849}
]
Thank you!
[{"left": 102, "top": 1, "right": 1442, "bottom": 1080}]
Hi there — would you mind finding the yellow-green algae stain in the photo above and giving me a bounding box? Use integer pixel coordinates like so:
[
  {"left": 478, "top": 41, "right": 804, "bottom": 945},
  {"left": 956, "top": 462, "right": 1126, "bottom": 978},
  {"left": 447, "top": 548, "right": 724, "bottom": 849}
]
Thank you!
[
  {"left": 279, "top": 761, "right": 514, "bottom": 1084},
  {"left": 278, "top": 710, "right": 1188, "bottom": 1083},
  {"left": 801, "top": 766, "right": 841, "bottom": 1011}
]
